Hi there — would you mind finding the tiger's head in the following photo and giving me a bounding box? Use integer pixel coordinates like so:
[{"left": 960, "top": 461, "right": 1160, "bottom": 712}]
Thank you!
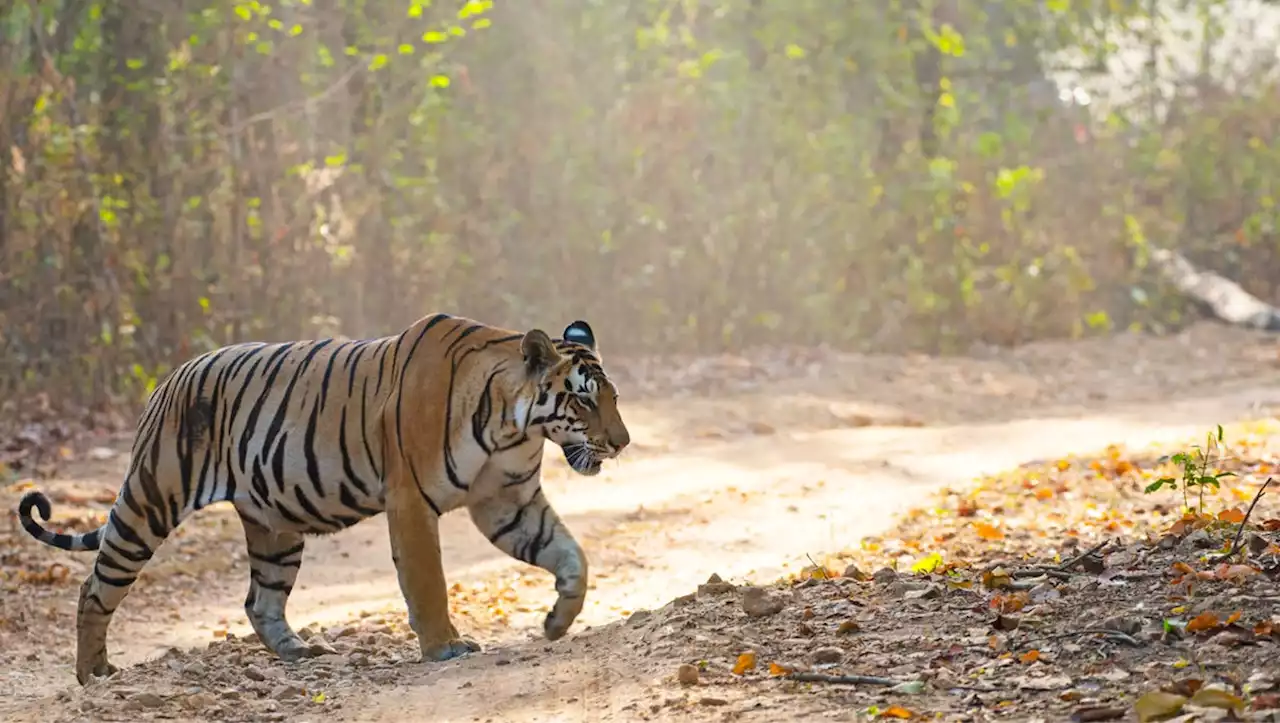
[{"left": 520, "top": 320, "right": 630, "bottom": 476}]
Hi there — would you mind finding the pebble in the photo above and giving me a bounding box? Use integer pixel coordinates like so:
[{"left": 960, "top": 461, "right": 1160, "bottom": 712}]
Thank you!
[
  {"left": 677, "top": 663, "right": 700, "bottom": 686},
  {"left": 872, "top": 568, "right": 898, "bottom": 584},
  {"left": 270, "top": 684, "right": 305, "bottom": 700},
  {"left": 182, "top": 662, "right": 207, "bottom": 677},
  {"left": 810, "top": 647, "right": 843, "bottom": 665},
  {"left": 132, "top": 692, "right": 166, "bottom": 708},
  {"left": 1028, "top": 582, "right": 1060, "bottom": 604},
  {"left": 245, "top": 665, "right": 268, "bottom": 682},
  {"left": 626, "top": 610, "right": 653, "bottom": 627},
  {"left": 741, "top": 587, "right": 785, "bottom": 618}
]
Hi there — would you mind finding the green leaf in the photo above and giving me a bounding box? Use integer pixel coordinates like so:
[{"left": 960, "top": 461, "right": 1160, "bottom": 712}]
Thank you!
[
  {"left": 910, "top": 552, "right": 943, "bottom": 574},
  {"left": 368, "top": 53, "right": 389, "bottom": 71},
  {"left": 430, "top": 74, "right": 450, "bottom": 88},
  {"left": 422, "top": 30, "right": 448, "bottom": 43},
  {"left": 324, "top": 152, "right": 347, "bottom": 167},
  {"left": 398, "top": 43, "right": 414, "bottom": 55},
  {"left": 784, "top": 44, "right": 805, "bottom": 59}
]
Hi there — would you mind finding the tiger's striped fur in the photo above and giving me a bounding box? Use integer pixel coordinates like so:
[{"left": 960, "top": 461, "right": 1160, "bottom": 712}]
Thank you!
[{"left": 17, "top": 314, "right": 629, "bottom": 685}]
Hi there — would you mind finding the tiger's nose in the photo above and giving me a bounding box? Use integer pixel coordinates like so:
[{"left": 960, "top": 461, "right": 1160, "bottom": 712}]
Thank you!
[{"left": 609, "top": 427, "right": 630, "bottom": 454}]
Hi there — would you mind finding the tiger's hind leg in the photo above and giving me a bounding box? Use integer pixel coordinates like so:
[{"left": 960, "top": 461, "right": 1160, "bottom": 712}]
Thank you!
[
  {"left": 76, "top": 504, "right": 173, "bottom": 684},
  {"left": 239, "top": 517, "right": 336, "bottom": 661}
]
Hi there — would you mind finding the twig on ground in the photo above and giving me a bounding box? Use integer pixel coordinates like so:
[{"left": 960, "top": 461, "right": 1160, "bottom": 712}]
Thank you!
[
  {"left": 805, "top": 553, "right": 838, "bottom": 587},
  {"left": 787, "top": 672, "right": 902, "bottom": 686},
  {"left": 1210, "top": 477, "right": 1273, "bottom": 564},
  {"left": 1056, "top": 539, "right": 1111, "bottom": 572},
  {"left": 1035, "top": 628, "right": 1142, "bottom": 647}
]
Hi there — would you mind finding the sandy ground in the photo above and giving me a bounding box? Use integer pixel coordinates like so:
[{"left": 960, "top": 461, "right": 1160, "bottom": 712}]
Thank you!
[{"left": 4, "top": 321, "right": 1280, "bottom": 722}]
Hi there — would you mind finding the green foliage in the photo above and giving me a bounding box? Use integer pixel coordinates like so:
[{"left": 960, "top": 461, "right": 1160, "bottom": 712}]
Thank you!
[
  {"left": 1145, "top": 426, "right": 1236, "bottom": 514},
  {"left": 2, "top": 0, "right": 1280, "bottom": 407}
]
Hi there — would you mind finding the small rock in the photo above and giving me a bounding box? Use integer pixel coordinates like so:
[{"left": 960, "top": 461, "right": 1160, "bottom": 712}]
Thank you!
[
  {"left": 299, "top": 627, "right": 315, "bottom": 641},
  {"left": 673, "top": 592, "right": 698, "bottom": 607},
  {"left": 270, "top": 684, "right": 305, "bottom": 700},
  {"left": 698, "top": 697, "right": 729, "bottom": 706},
  {"left": 697, "top": 577, "right": 736, "bottom": 596},
  {"left": 1028, "top": 583, "right": 1060, "bottom": 604},
  {"left": 811, "top": 647, "right": 843, "bottom": 665},
  {"left": 1158, "top": 534, "right": 1180, "bottom": 550},
  {"left": 836, "top": 620, "right": 861, "bottom": 635},
  {"left": 87, "top": 446, "right": 117, "bottom": 461},
  {"left": 182, "top": 693, "right": 216, "bottom": 710},
  {"left": 1182, "top": 529, "right": 1215, "bottom": 549},
  {"left": 1248, "top": 534, "right": 1271, "bottom": 556},
  {"left": 132, "top": 692, "right": 166, "bottom": 708},
  {"left": 626, "top": 610, "right": 652, "bottom": 627},
  {"left": 245, "top": 665, "right": 268, "bottom": 682},
  {"left": 182, "top": 662, "right": 207, "bottom": 677},
  {"left": 1099, "top": 616, "right": 1144, "bottom": 636},
  {"left": 890, "top": 680, "right": 926, "bottom": 695},
  {"left": 741, "top": 587, "right": 785, "bottom": 618},
  {"left": 903, "top": 584, "right": 942, "bottom": 600},
  {"left": 872, "top": 568, "right": 898, "bottom": 584},
  {"left": 842, "top": 564, "right": 867, "bottom": 581},
  {"left": 676, "top": 664, "right": 700, "bottom": 686},
  {"left": 218, "top": 689, "right": 241, "bottom": 700}
]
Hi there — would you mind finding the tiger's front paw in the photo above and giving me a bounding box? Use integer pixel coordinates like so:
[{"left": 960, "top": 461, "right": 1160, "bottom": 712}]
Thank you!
[
  {"left": 420, "top": 636, "right": 481, "bottom": 662},
  {"left": 543, "top": 599, "right": 583, "bottom": 641}
]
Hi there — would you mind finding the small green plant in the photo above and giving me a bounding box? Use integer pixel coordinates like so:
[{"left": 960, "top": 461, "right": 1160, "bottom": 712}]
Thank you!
[{"left": 1144, "top": 425, "right": 1235, "bottom": 514}]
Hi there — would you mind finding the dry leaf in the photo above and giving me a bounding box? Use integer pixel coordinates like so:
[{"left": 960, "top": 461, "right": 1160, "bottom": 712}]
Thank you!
[
  {"left": 1214, "top": 564, "right": 1259, "bottom": 583},
  {"left": 974, "top": 522, "right": 1005, "bottom": 541},
  {"left": 879, "top": 706, "right": 914, "bottom": 719},
  {"left": 1171, "top": 562, "right": 1194, "bottom": 575},
  {"left": 1186, "top": 612, "right": 1219, "bottom": 633},
  {"left": 732, "top": 652, "right": 757, "bottom": 675},
  {"left": 1189, "top": 688, "right": 1244, "bottom": 712},
  {"left": 1134, "top": 691, "right": 1187, "bottom": 722},
  {"left": 983, "top": 568, "right": 1013, "bottom": 590},
  {"left": 1218, "top": 508, "right": 1246, "bottom": 524},
  {"left": 1020, "top": 649, "right": 1041, "bottom": 664},
  {"left": 1225, "top": 611, "right": 1242, "bottom": 625},
  {"left": 768, "top": 662, "right": 792, "bottom": 677}
]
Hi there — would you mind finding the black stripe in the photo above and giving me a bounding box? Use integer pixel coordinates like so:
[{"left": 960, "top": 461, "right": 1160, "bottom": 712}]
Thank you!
[
  {"left": 339, "top": 407, "right": 372, "bottom": 497},
  {"left": 303, "top": 398, "right": 326, "bottom": 498},
  {"left": 339, "top": 484, "right": 382, "bottom": 517},
  {"left": 248, "top": 541, "right": 304, "bottom": 566},
  {"left": 237, "top": 343, "right": 297, "bottom": 473}
]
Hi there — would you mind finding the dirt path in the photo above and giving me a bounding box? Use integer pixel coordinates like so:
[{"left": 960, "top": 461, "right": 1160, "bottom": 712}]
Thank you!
[{"left": 3, "top": 322, "right": 1280, "bottom": 721}]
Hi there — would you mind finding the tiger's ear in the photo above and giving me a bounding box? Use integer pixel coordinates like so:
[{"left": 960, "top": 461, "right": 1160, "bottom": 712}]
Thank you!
[
  {"left": 563, "top": 320, "right": 596, "bottom": 350},
  {"left": 521, "top": 329, "right": 561, "bottom": 377}
]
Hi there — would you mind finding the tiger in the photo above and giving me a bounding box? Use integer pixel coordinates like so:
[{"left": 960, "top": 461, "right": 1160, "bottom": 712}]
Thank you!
[{"left": 17, "top": 314, "right": 630, "bottom": 685}]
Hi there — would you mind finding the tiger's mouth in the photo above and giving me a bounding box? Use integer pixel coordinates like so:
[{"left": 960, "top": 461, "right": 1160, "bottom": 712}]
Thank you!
[{"left": 562, "top": 443, "right": 602, "bottom": 476}]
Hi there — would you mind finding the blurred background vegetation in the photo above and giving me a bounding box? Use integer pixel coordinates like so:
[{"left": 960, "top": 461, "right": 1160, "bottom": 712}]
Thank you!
[{"left": 2, "top": 0, "right": 1279, "bottom": 409}]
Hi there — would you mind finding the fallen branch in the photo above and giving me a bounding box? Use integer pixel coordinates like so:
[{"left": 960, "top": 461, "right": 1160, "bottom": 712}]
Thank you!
[
  {"left": 1057, "top": 539, "right": 1111, "bottom": 572},
  {"left": 1149, "top": 246, "right": 1280, "bottom": 331},
  {"left": 1210, "top": 477, "right": 1273, "bottom": 564},
  {"left": 787, "top": 672, "right": 902, "bottom": 686}
]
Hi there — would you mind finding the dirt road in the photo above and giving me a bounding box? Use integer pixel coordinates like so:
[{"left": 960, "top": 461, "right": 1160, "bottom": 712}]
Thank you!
[{"left": 3, "top": 322, "right": 1279, "bottom": 721}]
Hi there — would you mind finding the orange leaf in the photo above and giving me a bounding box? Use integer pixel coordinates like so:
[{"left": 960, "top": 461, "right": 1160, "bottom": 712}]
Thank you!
[
  {"left": 1218, "top": 508, "right": 1246, "bottom": 524},
  {"left": 1254, "top": 620, "right": 1274, "bottom": 636},
  {"left": 1172, "top": 562, "right": 1195, "bottom": 575},
  {"left": 1187, "top": 612, "right": 1220, "bottom": 633},
  {"left": 974, "top": 521, "right": 1005, "bottom": 541},
  {"left": 1034, "top": 487, "right": 1054, "bottom": 501},
  {"left": 880, "top": 706, "right": 915, "bottom": 719},
  {"left": 768, "top": 662, "right": 792, "bottom": 677},
  {"left": 1020, "top": 649, "right": 1040, "bottom": 664},
  {"left": 732, "top": 652, "right": 757, "bottom": 675},
  {"left": 1226, "top": 611, "right": 1242, "bottom": 625},
  {"left": 1215, "top": 564, "right": 1259, "bottom": 583}
]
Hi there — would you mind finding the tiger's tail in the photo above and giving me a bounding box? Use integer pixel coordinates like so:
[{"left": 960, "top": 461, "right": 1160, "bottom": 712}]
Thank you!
[{"left": 17, "top": 490, "right": 104, "bottom": 552}]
